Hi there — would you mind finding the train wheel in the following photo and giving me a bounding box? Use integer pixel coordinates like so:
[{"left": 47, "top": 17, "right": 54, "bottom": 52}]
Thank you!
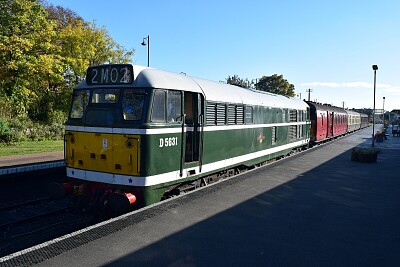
[{"left": 102, "top": 192, "right": 131, "bottom": 218}]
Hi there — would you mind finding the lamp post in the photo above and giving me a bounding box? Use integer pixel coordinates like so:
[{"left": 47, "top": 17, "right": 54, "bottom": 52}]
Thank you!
[
  {"left": 383, "top": 96, "right": 385, "bottom": 125},
  {"left": 372, "top": 64, "right": 378, "bottom": 147},
  {"left": 306, "top": 88, "right": 313, "bottom": 101},
  {"left": 141, "top": 35, "right": 150, "bottom": 67}
]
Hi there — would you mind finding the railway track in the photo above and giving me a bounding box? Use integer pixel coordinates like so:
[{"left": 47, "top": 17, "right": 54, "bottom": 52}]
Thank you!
[{"left": 0, "top": 196, "right": 94, "bottom": 257}]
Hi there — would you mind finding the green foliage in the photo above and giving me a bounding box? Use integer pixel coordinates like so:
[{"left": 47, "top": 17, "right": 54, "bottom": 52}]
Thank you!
[
  {"left": 0, "top": 0, "right": 58, "bottom": 117},
  {"left": 0, "top": 97, "right": 12, "bottom": 118},
  {"left": 256, "top": 74, "right": 296, "bottom": 97},
  {"left": 226, "top": 75, "right": 253, "bottom": 89},
  {"left": 24, "top": 122, "right": 64, "bottom": 141},
  {"left": 0, "top": 116, "right": 64, "bottom": 144},
  {"left": 48, "top": 110, "right": 68, "bottom": 124},
  {"left": 225, "top": 74, "right": 297, "bottom": 97},
  {"left": 0, "top": 117, "right": 11, "bottom": 143},
  {"left": 0, "top": 117, "right": 19, "bottom": 144},
  {"left": 352, "top": 147, "right": 381, "bottom": 155}
]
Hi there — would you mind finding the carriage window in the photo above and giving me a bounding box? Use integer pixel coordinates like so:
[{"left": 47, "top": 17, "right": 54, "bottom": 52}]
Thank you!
[
  {"left": 151, "top": 90, "right": 166, "bottom": 122},
  {"left": 321, "top": 113, "right": 324, "bottom": 126},
  {"left": 122, "top": 90, "right": 145, "bottom": 121},
  {"left": 167, "top": 91, "right": 182, "bottom": 123},
  {"left": 92, "top": 89, "right": 120, "bottom": 104},
  {"left": 70, "top": 90, "right": 90, "bottom": 118}
]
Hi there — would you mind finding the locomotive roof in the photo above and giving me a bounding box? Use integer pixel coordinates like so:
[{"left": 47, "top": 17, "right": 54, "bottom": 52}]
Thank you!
[{"left": 76, "top": 65, "right": 308, "bottom": 110}]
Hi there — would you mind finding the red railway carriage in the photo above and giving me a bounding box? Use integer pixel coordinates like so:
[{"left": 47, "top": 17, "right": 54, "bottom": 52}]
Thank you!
[{"left": 307, "top": 102, "right": 348, "bottom": 143}]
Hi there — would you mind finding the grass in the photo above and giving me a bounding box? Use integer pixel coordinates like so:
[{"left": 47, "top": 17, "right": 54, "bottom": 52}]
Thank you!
[{"left": 0, "top": 140, "right": 64, "bottom": 157}]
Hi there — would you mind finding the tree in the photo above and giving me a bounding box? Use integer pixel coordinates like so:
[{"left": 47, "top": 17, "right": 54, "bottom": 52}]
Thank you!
[
  {"left": 45, "top": 4, "right": 135, "bottom": 86},
  {"left": 255, "top": 74, "right": 296, "bottom": 97},
  {"left": 0, "top": 0, "right": 59, "bottom": 117},
  {"left": 226, "top": 75, "right": 252, "bottom": 89},
  {"left": 45, "top": 4, "right": 84, "bottom": 29},
  {"left": 41, "top": 4, "right": 134, "bottom": 120},
  {"left": 0, "top": 1, "right": 135, "bottom": 121}
]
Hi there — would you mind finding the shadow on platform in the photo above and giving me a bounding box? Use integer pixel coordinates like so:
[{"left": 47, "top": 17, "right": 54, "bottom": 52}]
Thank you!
[{"left": 103, "top": 138, "right": 400, "bottom": 266}]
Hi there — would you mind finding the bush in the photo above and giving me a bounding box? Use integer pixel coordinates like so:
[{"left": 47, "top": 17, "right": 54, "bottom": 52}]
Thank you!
[
  {"left": 0, "top": 116, "right": 65, "bottom": 144},
  {"left": 0, "top": 117, "right": 19, "bottom": 144},
  {"left": 0, "top": 117, "right": 11, "bottom": 143},
  {"left": 48, "top": 110, "right": 68, "bottom": 125}
]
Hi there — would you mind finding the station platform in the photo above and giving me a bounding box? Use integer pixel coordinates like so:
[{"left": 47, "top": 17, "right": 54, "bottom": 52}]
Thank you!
[
  {"left": 2, "top": 125, "right": 400, "bottom": 266},
  {"left": 0, "top": 151, "right": 63, "bottom": 167},
  {"left": 0, "top": 151, "right": 64, "bottom": 176}
]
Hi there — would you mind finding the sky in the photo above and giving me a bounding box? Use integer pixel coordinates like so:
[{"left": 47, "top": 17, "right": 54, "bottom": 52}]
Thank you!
[{"left": 46, "top": 0, "right": 400, "bottom": 112}]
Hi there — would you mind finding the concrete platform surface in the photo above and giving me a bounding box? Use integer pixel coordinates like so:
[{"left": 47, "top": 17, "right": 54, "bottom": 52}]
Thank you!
[{"left": 0, "top": 151, "right": 63, "bottom": 168}]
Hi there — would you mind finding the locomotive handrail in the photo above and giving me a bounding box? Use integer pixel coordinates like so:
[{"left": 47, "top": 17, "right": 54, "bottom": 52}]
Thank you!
[
  {"left": 63, "top": 133, "right": 74, "bottom": 164},
  {"left": 198, "top": 114, "right": 204, "bottom": 172},
  {"left": 179, "top": 114, "right": 186, "bottom": 177}
]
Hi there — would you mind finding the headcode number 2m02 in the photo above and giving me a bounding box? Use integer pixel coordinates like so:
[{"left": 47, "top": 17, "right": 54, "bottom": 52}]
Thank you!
[
  {"left": 89, "top": 66, "right": 131, "bottom": 84},
  {"left": 159, "top": 137, "right": 178, "bottom": 147}
]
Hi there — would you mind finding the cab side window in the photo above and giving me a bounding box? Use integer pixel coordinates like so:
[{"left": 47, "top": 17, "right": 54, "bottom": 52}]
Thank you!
[
  {"left": 122, "top": 89, "right": 145, "bottom": 121},
  {"left": 70, "top": 90, "right": 90, "bottom": 119},
  {"left": 151, "top": 90, "right": 166, "bottom": 122}
]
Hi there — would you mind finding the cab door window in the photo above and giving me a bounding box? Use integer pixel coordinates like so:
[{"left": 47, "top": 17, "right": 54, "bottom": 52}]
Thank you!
[
  {"left": 167, "top": 91, "right": 182, "bottom": 123},
  {"left": 151, "top": 90, "right": 182, "bottom": 123}
]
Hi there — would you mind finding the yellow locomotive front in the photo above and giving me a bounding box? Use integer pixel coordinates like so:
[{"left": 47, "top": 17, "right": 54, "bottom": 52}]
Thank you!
[{"left": 65, "top": 131, "right": 141, "bottom": 177}]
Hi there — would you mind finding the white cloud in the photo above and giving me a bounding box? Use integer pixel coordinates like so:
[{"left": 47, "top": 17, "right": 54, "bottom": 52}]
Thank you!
[
  {"left": 342, "top": 82, "right": 371, "bottom": 88},
  {"left": 383, "top": 86, "right": 400, "bottom": 94}
]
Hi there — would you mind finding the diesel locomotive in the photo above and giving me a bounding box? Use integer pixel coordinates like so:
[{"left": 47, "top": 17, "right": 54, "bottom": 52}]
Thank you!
[{"left": 63, "top": 64, "right": 367, "bottom": 216}]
